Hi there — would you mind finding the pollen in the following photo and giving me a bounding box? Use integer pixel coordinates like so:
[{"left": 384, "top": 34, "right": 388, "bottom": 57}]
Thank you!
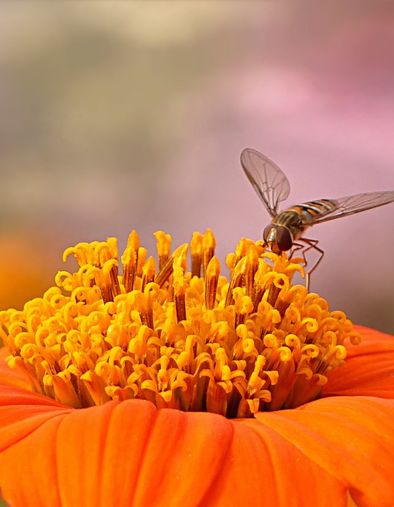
[{"left": 0, "top": 230, "right": 361, "bottom": 417}]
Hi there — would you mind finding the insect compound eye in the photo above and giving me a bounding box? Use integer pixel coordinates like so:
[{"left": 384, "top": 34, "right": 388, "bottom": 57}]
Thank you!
[
  {"left": 263, "top": 225, "right": 272, "bottom": 242},
  {"left": 276, "top": 226, "right": 293, "bottom": 252}
]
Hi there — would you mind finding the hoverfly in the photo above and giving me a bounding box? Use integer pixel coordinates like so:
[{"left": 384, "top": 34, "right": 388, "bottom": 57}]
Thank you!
[{"left": 241, "top": 147, "right": 394, "bottom": 287}]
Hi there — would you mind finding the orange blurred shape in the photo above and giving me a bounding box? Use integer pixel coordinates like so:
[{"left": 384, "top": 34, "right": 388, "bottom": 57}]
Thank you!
[{"left": 0, "top": 230, "right": 56, "bottom": 310}]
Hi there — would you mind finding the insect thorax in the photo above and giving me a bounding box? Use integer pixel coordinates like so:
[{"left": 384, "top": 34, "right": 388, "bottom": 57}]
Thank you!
[{"left": 273, "top": 210, "right": 306, "bottom": 239}]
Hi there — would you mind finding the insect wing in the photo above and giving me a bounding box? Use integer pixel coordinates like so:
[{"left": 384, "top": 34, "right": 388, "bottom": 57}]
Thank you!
[
  {"left": 313, "top": 191, "right": 394, "bottom": 224},
  {"left": 240, "top": 148, "right": 290, "bottom": 218}
]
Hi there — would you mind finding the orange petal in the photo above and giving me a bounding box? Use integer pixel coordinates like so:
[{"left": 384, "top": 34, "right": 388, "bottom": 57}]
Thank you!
[
  {"left": 206, "top": 418, "right": 347, "bottom": 506},
  {"left": 0, "top": 386, "right": 69, "bottom": 452},
  {"left": 0, "top": 398, "right": 235, "bottom": 507},
  {"left": 0, "top": 347, "right": 36, "bottom": 392},
  {"left": 251, "top": 396, "right": 394, "bottom": 506},
  {"left": 0, "top": 392, "right": 393, "bottom": 506},
  {"left": 55, "top": 401, "right": 235, "bottom": 507},
  {"left": 0, "top": 387, "right": 71, "bottom": 506},
  {"left": 323, "top": 326, "right": 394, "bottom": 398}
]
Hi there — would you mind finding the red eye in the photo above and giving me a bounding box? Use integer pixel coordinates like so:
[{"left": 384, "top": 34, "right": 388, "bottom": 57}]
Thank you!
[
  {"left": 263, "top": 225, "right": 272, "bottom": 242},
  {"left": 276, "top": 227, "right": 292, "bottom": 251}
]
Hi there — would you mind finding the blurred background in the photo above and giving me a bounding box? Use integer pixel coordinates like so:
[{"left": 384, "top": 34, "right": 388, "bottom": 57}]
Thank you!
[{"left": 0, "top": 1, "right": 393, "bottom": 332}]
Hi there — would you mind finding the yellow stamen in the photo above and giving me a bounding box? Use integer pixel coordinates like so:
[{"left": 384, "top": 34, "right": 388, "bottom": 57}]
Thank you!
[
  {"left": 205, "top": 256, "right": 220, "bottom": 310},
  {"left": 154, "top": 231, "right": 172, "bottom": 269},
  {"left": 1, "top": 231, "right": 361, "bottom": 417},
  {"left": 121, "top": 230, "right": 140, "bottom": 292},
  {"left": 141, "top": 256, "right": 156, "bottom": 291},
  {"left": 202, "top": 228, "right": 216, "bottom": 275},
  {"left": 190, "top": 232, "right": 203, "bottom": 277}
]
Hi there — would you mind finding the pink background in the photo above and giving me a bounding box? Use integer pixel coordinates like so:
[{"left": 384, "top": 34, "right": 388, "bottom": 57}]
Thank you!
[{"left": 0, "top": 2, "right": 393, "bottom": 332}]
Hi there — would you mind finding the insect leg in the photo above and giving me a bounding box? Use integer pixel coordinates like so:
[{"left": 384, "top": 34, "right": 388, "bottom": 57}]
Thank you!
[
  {"left": 298, "top": 238, "right": 325, "bottom": 290},
  {"left": 289, "top": 242, "right": 304, "bottom": 259}
]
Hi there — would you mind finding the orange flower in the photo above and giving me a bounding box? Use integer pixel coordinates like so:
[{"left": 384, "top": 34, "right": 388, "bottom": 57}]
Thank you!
[{"left": 0, "top": 231, "right": 393, "bottom": 506}]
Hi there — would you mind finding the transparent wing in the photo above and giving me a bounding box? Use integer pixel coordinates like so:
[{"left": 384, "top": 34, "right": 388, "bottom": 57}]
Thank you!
[
  {"left": 240, "top": 148, "right": 290, "bottom": 218},
  {"left": 314, "top": 191, "right": 394, "bottom": 224}
]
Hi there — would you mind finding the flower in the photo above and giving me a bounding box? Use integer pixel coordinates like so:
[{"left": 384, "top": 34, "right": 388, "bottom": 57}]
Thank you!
[{"left": 0, "top": 231, "right": 393, "bottom": 506}]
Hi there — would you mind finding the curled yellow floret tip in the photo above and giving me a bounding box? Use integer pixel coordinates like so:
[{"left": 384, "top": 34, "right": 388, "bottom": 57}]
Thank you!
[{"left": 0, "top": 230, "right": 361, "bottom": 418}]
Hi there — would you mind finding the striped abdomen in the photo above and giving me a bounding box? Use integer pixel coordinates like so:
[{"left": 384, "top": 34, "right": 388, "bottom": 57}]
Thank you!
[{"left": 273, "top": 199, "right": 338, "bottom": 240}]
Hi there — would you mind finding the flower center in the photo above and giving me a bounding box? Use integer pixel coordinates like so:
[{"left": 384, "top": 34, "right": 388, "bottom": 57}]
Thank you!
[{"left": 0, "top": 230, "right": 360, "bottom": 417}]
